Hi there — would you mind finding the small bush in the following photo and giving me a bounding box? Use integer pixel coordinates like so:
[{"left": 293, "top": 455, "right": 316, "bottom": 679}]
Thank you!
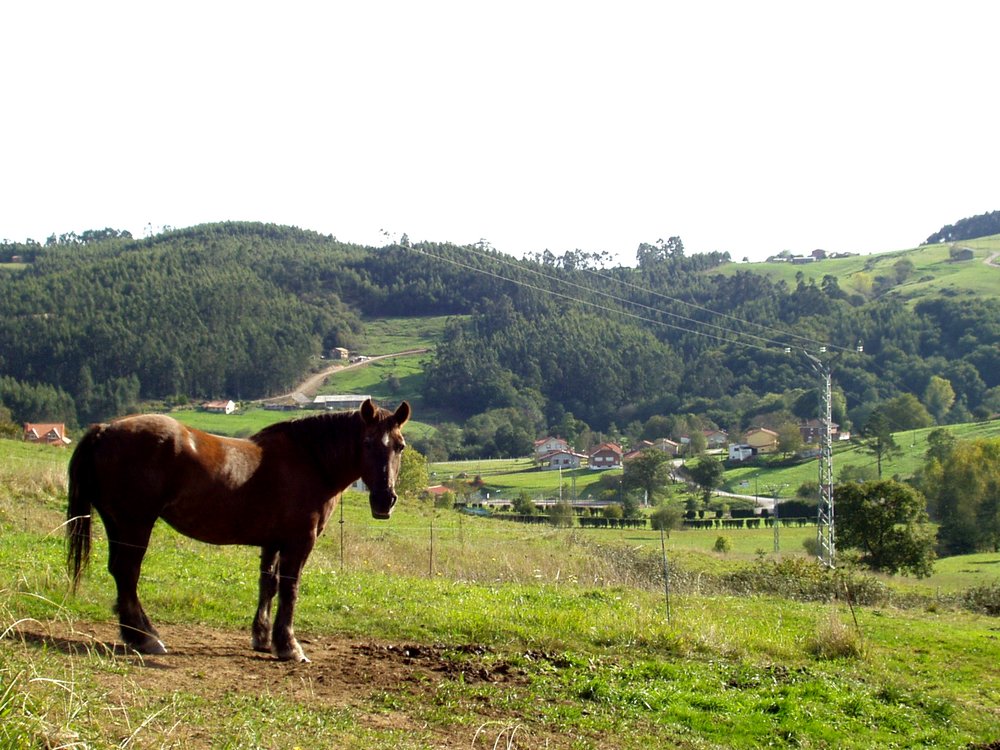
[{"left": 713, "top": 536, "right": 732, "bottom": 554}]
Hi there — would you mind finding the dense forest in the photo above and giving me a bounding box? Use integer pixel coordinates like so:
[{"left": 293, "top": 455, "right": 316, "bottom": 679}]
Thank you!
[{"left": 1, "top": 223, "right": 998, "bottom": 454}]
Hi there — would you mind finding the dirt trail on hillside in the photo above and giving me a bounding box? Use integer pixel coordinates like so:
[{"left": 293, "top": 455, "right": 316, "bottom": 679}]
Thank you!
[
  {"left": 10, "top": 618, "right": 549, "bottom": 749},
  {"left": 264, "top": 348, "right": 428, "bottom": 403}
]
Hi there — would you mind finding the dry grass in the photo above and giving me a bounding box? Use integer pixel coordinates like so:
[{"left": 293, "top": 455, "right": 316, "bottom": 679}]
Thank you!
[{"left": 804, "top": 605, "right": 865, "bottom": 660}]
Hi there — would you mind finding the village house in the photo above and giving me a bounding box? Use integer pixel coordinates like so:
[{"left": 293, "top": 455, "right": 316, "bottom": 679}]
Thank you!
[
  {"left": 23, "top": 423, "right": 71, "bottom": 446},
  {"left": 799, "top": 418, "right": 840, "bottom": 444},
  {"left": 540, "top": 449, "right": 586, "bottom": 471},
  {"left": 656, "top": 437, "right": 683, "bottom": 456},
  {"left": 329, "top": 347, "right": 350, "bottom": 360},
  {"left": 703, "top": 429, "right": 729, "bottom": 448},
  {"left": 625, "top": 438, "right": 681, "bottom": 459},
  {"left": 588, "top": 442, "right": 623, "bottom": 470},
  {"left": 201, "top": 399, "right": 237, "bottom": 414},
  {"left": 534, "top": 436, "right": 569, "bottom": 459},
  {"left": 742, "top": 427, "right": 779, "bottom": 454}
]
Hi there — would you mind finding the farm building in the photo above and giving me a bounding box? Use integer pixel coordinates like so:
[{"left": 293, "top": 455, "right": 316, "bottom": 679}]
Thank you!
[{"left": 201, "top": 400, "right": 237, "bottom": 414}]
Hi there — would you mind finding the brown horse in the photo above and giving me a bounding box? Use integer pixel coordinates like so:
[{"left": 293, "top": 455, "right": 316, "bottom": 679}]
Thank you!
[{"left": 67, "top": 398, "right": 410, "bottom": 662}]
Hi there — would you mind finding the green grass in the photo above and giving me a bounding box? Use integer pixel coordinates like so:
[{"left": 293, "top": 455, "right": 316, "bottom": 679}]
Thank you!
[
  {"left": 710, "top": 236, "right": 1000, "bottom": 305},
  {"left": 721, "top": 419, "right": 1000, "bottom": 498},
  {"left": 319, "top": 351, "right": 430, "bottom": 409},
  {"left": 2, "top": 442, "right": 1000, "bottom": 748},
  {"left": 359, "top": 315, "right": 457, "bottom": 356}
]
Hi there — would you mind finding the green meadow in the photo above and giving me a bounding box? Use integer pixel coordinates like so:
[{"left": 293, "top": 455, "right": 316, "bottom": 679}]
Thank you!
[
  {"left": 1, "top": 438, "right": 998, "bottom": 748},
  {"left": 710, "top": 236, "right": 1000, "bottom": 304}
]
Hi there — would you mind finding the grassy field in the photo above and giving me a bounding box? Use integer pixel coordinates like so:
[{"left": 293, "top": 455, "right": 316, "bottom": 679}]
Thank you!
[
  {"left": 709, "top": 236, "right": 1000, "bottom": 304},
  {"left": 1, "top": 439, "right": 999, "bottom": 747},
  {"left": 358, "top": 315, "right": 457, "bottom": 356}
]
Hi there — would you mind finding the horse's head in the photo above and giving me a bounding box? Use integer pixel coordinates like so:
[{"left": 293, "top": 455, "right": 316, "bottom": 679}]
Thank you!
[{"left": 359, "top": 399, "right": 411, "bottom": 519}]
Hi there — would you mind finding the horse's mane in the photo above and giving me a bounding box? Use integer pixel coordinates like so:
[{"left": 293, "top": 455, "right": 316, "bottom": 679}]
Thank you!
[{"left": 252, "top": 410, "right": 362, "bottom": 446}]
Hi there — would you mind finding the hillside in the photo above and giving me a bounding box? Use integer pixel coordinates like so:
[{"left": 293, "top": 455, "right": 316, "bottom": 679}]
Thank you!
[
  {"left": 0, "top": 223, "right": 997, "bottom": 464},
  {"left": 708, "top": 235, "right": 1000, "bottom": 305}
]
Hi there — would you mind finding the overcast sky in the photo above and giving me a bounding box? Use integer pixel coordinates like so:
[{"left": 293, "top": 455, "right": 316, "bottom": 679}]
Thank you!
[{"left": 4, "top": 1, "right": 997, "bottom": 263}]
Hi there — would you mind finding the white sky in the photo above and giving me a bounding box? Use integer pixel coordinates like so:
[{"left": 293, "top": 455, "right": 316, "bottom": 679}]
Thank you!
[{"left": 3, "top": 1, "right": 997, "bottom": 264}]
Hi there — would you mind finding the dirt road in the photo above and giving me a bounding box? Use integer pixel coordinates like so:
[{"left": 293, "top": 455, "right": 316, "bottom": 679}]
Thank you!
[{"left": 264, "top": 348, "right": 429, "bottom": 403}]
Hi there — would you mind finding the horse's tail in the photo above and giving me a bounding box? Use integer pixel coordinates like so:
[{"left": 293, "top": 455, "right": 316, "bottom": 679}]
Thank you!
[{"left": 67, "top": 424, "right": 105, "bottom": 593}]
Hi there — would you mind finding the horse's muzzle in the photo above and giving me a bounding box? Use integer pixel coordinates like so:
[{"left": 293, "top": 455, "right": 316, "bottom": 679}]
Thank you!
[{"left": 369, "top": 489, "right": 397, "bottom": 520}]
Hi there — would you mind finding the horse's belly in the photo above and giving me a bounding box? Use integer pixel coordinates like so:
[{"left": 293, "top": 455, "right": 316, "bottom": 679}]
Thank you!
[{"left": 160, "top": 491, "right": 264, "bottom": 546}]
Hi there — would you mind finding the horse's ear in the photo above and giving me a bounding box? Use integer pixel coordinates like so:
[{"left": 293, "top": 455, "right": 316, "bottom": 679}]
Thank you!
[
  {"left": 394, "top": 401, "right": 411, "bottom": 427},
  {"left": 360, "top": 398, "right": 377, "bottom": 423}
]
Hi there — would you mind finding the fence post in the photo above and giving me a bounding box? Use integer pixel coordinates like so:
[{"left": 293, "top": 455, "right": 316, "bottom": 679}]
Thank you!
[{"left": 660, "top": 526, "right": 671, "bottom": 624}]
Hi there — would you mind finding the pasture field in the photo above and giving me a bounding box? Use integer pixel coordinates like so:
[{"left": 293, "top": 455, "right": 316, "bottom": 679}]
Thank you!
[
  {"left": 708, "top": 236, "right": 1000, "bottom": 304},
  {"left": 1, "top": 439, "right": 998, "bottom": 749},
  {"left": 317, "top": 352, "right": 431, "bottom": 413},
  {"left": 359, "top": 315, "right": 456, "bottom": 356}
]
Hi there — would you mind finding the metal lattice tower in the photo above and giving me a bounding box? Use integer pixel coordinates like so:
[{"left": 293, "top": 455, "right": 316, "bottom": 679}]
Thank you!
[{"left": 814, "top": 362, "right": 835, "bottom": 568}]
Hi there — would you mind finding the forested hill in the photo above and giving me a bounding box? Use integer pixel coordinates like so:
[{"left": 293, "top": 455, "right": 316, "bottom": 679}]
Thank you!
[{"left": 0, "top": 223, "right": 998, "bottom": 445}]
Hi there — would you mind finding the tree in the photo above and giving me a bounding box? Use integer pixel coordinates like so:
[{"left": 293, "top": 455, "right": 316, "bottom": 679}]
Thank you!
[
  {"left": 835, "top": 480, "right": 936, "bottom": 577},
  {"left": 602, "top": 504, "right": 624, "bottom": 521},
  {"left": 857, "top": 410, "right": 902, "bottom": 478},
  {"left": 921, "top": 438, "right": 1000, "bottom": 555},
  {"left": 687, "top": 456, "right": 724, "bottom": 503},
  {"left": 395, "top": 446, "right": 429, "bottom": 502},
  {"left": 548, "top": 500, "right": 575, "bottom": 528},
  {"left": 650, "top": 503, "right": 683, "bottom": 534},
  {"left": 879, "top": 394, "right": 933, "bottom": 431},
  {"left": 622, "top": 449, "right": 673, "bottom": 504},
  {"left": 923, "top": 376, "right": 956, "bottom": 424},
  {"left": 924, "top": 428, "right": 956, "bottom": 464},
  {"left": 777, "top": 422, "right": 803, "bottom": 457}
]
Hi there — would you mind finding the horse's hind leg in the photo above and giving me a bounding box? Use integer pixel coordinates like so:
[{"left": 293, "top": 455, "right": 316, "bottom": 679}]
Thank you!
[
  {"left": 106, "top": 520, "right": 165, "bottom": 654},
  {"left": 251, "top": 545, "right": 279, "bottom": 652}
]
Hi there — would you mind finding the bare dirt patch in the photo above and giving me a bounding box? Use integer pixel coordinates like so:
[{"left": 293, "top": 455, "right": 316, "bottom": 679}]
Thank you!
[{"left": 10, "top": 620, "right": 548, "bottom": 749}]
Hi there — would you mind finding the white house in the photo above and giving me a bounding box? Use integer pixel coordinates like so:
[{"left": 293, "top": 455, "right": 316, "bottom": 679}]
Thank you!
[
  {"left": 201, "top": 400, "right": 237, "bottom": 414},
  {"left": 541, "top": 449, "right": 586, "bottom": 471}
]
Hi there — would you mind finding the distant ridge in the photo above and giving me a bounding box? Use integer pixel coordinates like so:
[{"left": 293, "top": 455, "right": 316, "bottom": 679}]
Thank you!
[{"left": 925, "top": 210, "right": 1000, "bottom": 244}]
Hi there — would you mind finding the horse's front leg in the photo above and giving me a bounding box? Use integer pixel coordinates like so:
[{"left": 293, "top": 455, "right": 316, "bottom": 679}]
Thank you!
[
  {"left": 271, "top": 542, "right": 312, "bottom": 662},
  {"left": 251, "top": 545, "right": 279, "bottom": 652}
]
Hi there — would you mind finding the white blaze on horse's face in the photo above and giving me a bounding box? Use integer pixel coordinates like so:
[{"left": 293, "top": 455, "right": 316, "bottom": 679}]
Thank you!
[{"left": 359, "top": 400, "right": 410, "bottom": 520}]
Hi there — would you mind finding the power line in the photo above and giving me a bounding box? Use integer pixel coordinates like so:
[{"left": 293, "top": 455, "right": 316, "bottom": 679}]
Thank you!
[
  {"left": 409, "top": 244, "right": 814, "bottom": 354},
  {"left": 455, "top": 242, "right": 837, "bottom": 352},
  {"left": 406, "top": 244, "right": 771, "bottom": 350}
]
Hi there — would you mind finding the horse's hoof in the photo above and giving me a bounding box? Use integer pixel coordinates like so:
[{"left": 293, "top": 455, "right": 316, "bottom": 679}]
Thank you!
[
  {"left": 274, "top": 645, "right": 309, "bottom": 662},
  {"left": 133, "top": 639, "right": 167, "bottom": 655}
]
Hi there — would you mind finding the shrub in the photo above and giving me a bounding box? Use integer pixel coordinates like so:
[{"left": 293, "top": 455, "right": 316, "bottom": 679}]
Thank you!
[
  {"left": 713, "top": 536, "right": 732, "bottom": 553},
  {"left": 548, "top": 501, "right": 575, "bottom": 528},
  {"left": 961, "top": 582, "right": 1000, "bottom": 616}
]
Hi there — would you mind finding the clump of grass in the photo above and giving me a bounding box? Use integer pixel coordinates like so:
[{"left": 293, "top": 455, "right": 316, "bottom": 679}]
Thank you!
[{"left": 804, "top": 607, "right": 864, "bottom": 660}]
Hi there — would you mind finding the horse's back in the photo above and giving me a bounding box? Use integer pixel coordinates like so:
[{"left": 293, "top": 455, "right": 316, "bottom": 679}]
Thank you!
[{"left": 83, "top": 415, "right": 238, "bottom": 502}]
